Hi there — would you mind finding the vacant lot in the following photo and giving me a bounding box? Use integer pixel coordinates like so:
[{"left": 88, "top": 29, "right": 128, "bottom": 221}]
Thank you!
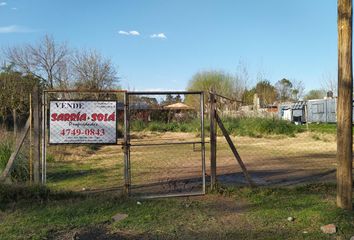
[{"left": 46, "top": 131, "right": 338, "bottom": 195}]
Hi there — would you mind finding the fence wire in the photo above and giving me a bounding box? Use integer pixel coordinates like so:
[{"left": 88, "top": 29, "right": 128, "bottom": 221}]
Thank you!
[
  {"left": 45, "top": 91, "right": 125, "bottom": 192},
  {"left": 0, "top": 90, "right": 348, "bottom": 195},
  {"left": 127, "top": 92, "right": 206, "bottom": 197},
  {"left": 0, "top": 115, "right": 31, "bottom": 184},
  {"left": 213, "top": 95, "right": 339, "bottom": 187}
]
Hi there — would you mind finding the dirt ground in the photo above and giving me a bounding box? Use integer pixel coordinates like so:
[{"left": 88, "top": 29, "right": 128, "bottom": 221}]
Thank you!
[
  {"left": 214, "top": 132, "right": 338, "bottom": 187},
  {"left": 47, "top": 131, "right": 341, "bottom": 194}
]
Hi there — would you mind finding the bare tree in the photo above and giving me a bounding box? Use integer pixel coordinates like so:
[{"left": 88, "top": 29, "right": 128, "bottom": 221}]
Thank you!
[
  {"left": 321, "top": 71, "right": 337, "bottom": 96},
  {"left": 72, "top": 49, "right": 118, "bottom": 90},
  {"left": 3, "top": 34, "right": 69, "bottom": 88},
  {"left": 235, "top": 60, "right": 250, "bottom": 91},
  {"left": 291, "top": 79, "right": 305, "bottom": 101}
]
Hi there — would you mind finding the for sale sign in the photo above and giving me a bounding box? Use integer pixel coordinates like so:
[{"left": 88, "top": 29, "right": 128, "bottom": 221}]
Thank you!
[{"left": 49, "top": 101, "right": 117, "bottom": 144}]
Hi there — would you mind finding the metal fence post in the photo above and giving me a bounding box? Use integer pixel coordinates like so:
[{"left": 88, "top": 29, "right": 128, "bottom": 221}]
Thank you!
[
  {"left": 200, "top": 92, "right": 206, "bottom": 194},
  {"left": 32, "top": 84, "right": 41, "bottom": 184},
  {"left": 123, "top": 92, "right": 131, "bottom": 195},
  {"left": 41, "top": 91, "right": 47, "bottom": 184}
]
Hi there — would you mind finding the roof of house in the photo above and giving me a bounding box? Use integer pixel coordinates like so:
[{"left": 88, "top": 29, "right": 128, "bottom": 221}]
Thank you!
[
  {"left": 163, "top": 102, "right": 194, "bottom": 110},
  {"left": 292, "top": 101, "right": 306, "bottom": 110}
]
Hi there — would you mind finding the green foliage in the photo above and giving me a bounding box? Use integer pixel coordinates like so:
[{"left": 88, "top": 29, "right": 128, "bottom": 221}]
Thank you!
[
  {"left": 300, "top": 123, "right": 337, "bottom": 135},
  {"left": 187, "top": 70, "right": 237, "bottom": 95},
  {"left": 186, "top": 70, "right": 243, "bottom": 109},
  {"left": 0, "top": 183, "right": 353, "bottom": 239},
  {"left": 131, "top": 119, "right": 202, "bottom": 133},
  {"left": 241, "top": 88, "right": 257, "bottom": 105},
  {"left": 221, "top": 117, "right": 301, "bottom": 137},
  {"left": 46, "top": 154, "right": 55, "bottom": 163},
  {"left": 276, "top": 78, "right": 293, "bottom": 102},
  {"left": 242, "top": 80, "right": 277, "bottom": 106},
  {"left": 0, "top": 184, "right": 51, "bottom": 209},
  {"left": 0, "top": 139, "right": 12, "bottom": 171},
  {"left": 304, "top": 89, "right": 327, "bottom": 100},
  {"left": 0, "top": 137, "right": 29, "bottom": 182},
  {"left": 10, "top": 153, "right": 29, "bottom": 182},
  {"left": 227, "top": 184, "right": 354, "bottom": 239},
  {"left": 0, "top": 183, "right": 80, "bottom": 210},
  {"left": 0, "top": 69, "right": 38, "bottom": 114},
  {"left": 254, "top": 80, "right": 278, "bottom": 106},
  {"left": 130, "top": 117, "right": 300, "bottom": 138}
]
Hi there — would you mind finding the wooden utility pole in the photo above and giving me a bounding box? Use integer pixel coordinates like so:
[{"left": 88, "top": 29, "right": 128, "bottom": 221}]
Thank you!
[
  {"left": 210, "top": 91, "right": 217, "bottom": 189},
  {"left": 337, "top": 0, "right": 353, "bottom": 210}
]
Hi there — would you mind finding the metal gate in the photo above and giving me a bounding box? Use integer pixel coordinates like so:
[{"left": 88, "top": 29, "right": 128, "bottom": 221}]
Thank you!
[
  {"left": 42, "top": 90, "right": 126, "bottom": 193},
  {"left": 41, "top": 89, "right": 205, "bottom": 198},
  {"left": 124, "top": 91, "right": 206, "bottom": 198}
]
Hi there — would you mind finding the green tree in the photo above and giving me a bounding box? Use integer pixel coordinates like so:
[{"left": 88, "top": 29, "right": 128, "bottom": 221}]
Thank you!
[
  {"left": 241, "top": 80, "right": 277, "bottom": 106},
  {"left": 241, "top": 88, "right": 256, "bottom": 105},
  {"left": 0, "top": 65, "right": 38, "bottom": 134},
  {"left": 186, "top": 70, "right": 244, "bottom": 110},
  {"left": 255, "top": 80, "right": 277, "bottom": 106},
  {"left": 303, "top": 89, "right": 326, "bottom": 100},
  {"left": 276, "top": 78, "right": 293, "bottom": 102},
  {"left": 187, "top": 71, "right": 237, "bottom": 95}
]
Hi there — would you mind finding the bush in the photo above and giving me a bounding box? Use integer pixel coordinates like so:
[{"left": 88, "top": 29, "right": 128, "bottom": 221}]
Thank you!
[
  {"left": 129, "top": 117, "right": 300, "bottom": 137},
  {"left": 0, "top": 136, "right": 29, "bottom": 182},
  {"left": 0, "top": 139, "right": 12, "bottom": 172},
  {"left": 222, "top": 117, "right": 301, "bottom": 137}
]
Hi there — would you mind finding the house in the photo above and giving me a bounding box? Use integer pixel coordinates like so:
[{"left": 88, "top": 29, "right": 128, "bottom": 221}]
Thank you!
[
  {"left": 306, "top": 98, "right": 336, "bottom": 123},
  {"left": 291, "top": 101, "right": 306, "bottom": 124},
  {"left": 278, "top": 102, "right": 293, "bottom": 121}
]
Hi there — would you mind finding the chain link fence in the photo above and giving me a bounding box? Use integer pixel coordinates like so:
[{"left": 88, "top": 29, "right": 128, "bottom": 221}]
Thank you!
[
  {"left": 0, "top": 122, "right": 31, "bottom": 184},
  {"left": 213, "top": 94, "right": 339, "bottom": 187},
  {"left": 0, "top": 90, "right": 347, "bottom": 197},
  {"left": 44, "top": 90, "right": 125, "bottom": 192},
  {"left": 126, "top": 91, "right": 206, "bottom": 198}
]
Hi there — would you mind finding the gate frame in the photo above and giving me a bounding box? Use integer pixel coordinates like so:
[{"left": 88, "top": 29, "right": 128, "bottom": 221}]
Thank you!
[
  {"left": 124, "top": 91, "right": 206, "bottom": 198},
  {"left": 40, "top": 89, "right": 206, "bottom": 198},
  {"left": 41, "top": 89, "right": 127, "bottom": 185}
]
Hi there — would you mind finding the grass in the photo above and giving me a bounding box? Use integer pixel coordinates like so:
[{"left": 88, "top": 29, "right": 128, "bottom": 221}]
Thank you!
[
  {"left": 131, "top": 117, "right": 302, "bottom": 138},
  {"left": 0, "top": 183, "right": 353, "bottom": 239},
  {"left": 131, "top": 119, "right": 203, "bottom": 133},
  {"left": 221, "top": 117, "right": 302, "bottom": 137},
  {"left": 0, "top": 131, "right": 29, "bottom": 182},
  {"left": 300, "top": 123, "right": 337, "bottom": 135},
  {"left": 46, "top": 144, "right": 125, "bottom": 191},
  {"left": 0, "top": 138, "right": 12, "bottom": 172}
]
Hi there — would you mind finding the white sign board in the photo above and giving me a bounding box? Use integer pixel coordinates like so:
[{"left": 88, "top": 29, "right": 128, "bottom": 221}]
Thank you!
[{"left": 49, "top": 101, "right": 117, "bottom": 144}]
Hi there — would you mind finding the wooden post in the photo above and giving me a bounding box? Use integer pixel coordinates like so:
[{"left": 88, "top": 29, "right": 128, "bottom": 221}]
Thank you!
[
  {"left": 123, "top": 92, "right": 131, "bottom": 195},
  {"left": 0, "top": 118, "right": 30, "bottom": 181},
  {"left": 32, "top": 84, "right": 40, "bottom": 184},
  {"left": 29, "top": 93, "right": 33, "bottom": 184},
  {"left": 337, "top": 0, "right": 353, "bottom": 210},
  {"left": 215, "top": 113, "right": 255, "bottom": 187},
  {"left": 210, "top": 91, "right": 217, "bottom": 189}
]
